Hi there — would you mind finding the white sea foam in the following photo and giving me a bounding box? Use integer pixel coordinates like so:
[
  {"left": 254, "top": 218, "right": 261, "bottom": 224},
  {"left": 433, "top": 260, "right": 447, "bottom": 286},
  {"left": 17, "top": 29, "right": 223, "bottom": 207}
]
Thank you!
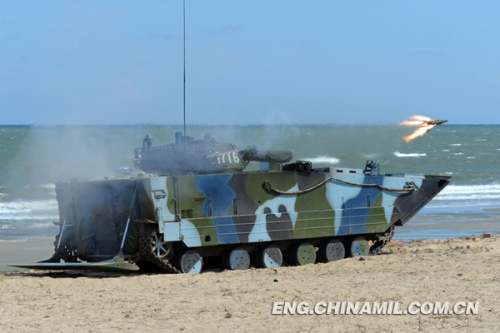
[
  {"left": 433, "top": 184, "right": 500, "bottom": 202},
  {"left": 38, "top": 183, "right": 56, "bottom": 190},
  {"left": 22, "top": 183, "right": 56, "bottom": 191},
  {"left": 304, "top": 156, "right": 340, "bottom": 165},
  {"left": 451, "top": 143, "right": 462, "bottom": 146},
  {"left": 393, "top": 151, "right": 427, "bottom": 158},
  {"left": 0, "top": 214, "right": 58, "bottom": 221},
  {"left": 0, "top": 199, "right": 58, "bottom": 218}
]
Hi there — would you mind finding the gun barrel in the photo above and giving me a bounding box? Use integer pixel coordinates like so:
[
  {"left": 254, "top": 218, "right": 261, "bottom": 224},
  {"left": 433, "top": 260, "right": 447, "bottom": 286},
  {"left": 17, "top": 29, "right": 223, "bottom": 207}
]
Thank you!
[{"left": 240, "top": 148, "right": 293, "bottom": 163}]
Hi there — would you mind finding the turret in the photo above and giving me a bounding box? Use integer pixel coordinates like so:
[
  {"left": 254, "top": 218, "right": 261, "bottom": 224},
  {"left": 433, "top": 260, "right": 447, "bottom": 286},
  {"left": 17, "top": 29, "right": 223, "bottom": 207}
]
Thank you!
[{"left": 134, "top": 132, "right": 293, "bottom": 175}]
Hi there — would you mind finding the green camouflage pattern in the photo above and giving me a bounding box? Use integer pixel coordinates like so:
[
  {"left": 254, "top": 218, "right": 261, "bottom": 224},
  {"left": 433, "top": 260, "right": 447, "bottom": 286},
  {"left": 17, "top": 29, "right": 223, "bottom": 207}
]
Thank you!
[{"left": 53, "top": 163, "right": 450, "bottom": 261}]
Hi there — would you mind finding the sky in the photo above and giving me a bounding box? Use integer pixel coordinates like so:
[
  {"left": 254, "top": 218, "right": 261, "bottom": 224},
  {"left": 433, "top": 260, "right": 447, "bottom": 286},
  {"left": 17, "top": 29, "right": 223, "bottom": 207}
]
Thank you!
[{"left": 1, "top": 1, "right": 499, "bottom": 126}]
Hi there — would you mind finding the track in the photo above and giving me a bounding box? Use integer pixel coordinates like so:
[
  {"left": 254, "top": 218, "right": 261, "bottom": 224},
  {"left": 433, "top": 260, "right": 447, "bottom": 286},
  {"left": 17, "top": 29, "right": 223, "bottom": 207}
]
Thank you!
[
  {"left": 369, "top": 225, "right": 395, "bottom": 255},
  {"left": 138, "top": 226, "right": 180, "bottom": 274},
  {"left": 137, "top": 225, "right": 393, "bottom": 274}
]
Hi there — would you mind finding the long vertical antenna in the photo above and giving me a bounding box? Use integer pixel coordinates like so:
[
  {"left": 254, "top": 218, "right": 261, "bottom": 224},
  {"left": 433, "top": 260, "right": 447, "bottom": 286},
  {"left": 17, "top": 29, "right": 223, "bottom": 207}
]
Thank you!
[{"left": 183, "top": 0, "right": 186, "bottom": 137}]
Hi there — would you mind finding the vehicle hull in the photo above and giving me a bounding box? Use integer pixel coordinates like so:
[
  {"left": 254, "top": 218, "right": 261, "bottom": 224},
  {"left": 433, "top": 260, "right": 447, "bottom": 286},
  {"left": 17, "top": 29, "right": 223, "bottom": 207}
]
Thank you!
[{"left": 12, "top": 165, "right": 450, "bottom": 272}]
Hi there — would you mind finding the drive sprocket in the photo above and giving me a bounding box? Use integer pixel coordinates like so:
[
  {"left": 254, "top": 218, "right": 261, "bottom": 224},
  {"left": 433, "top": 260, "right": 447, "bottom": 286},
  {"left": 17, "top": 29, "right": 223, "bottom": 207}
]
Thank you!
[{"left": 138, "top": 226, "right": 180, "bottom": 273}]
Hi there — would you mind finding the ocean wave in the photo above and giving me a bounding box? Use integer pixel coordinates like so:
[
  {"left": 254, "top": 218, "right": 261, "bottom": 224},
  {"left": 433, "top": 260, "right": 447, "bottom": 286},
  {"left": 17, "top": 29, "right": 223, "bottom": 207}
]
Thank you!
[
  {"left": 0, "top": 199, "right": 58, "bottom": 216},
  {"left": 433, "top": 184, "right": 500, "bottom": 201},
  {"left": 434, "top": 194, "right": 500, "bottom": 201},
  {"left": 35, "top": 183, "right": 56, "bottom": 191},
  {"left": 0, "top": 214, "right": 58, "bottom": 221},
  {"left": 21, "top": 183, "right": 56, "bottom": 191},
  {"left": 303, "top": 156, "right": 340, "bottom": 165},
  {"left": 393, "top": 151, "right": 427, "bottom": 158}
]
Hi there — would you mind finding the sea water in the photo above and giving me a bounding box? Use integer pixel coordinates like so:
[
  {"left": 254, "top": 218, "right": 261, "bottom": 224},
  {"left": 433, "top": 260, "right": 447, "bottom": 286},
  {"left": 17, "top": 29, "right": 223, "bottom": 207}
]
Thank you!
[{"left": 1, "top": 124, "right": 499, "bottom": 241}]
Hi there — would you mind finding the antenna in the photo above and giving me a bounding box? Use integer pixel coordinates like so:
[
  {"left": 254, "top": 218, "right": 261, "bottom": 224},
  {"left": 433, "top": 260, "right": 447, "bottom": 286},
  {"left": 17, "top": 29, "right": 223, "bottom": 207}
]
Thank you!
[{"left": 183, "top": 0, "right": 186, "bottom": 137}]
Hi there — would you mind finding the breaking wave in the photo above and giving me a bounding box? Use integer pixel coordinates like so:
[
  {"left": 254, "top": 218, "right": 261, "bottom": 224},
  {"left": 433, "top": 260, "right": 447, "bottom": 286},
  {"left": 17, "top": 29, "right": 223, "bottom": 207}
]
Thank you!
[
  {"left": 393, "top": 151, "right": 427, "bottom": 158},
  {"left": 303, "top": 156, "right": 340, "bottom": 165},
  {"left": 432, "top": 184, "right": 500, "bottom": 202},
  {"left": 0, "top": 199, "right": 58, "bottom": 221}
]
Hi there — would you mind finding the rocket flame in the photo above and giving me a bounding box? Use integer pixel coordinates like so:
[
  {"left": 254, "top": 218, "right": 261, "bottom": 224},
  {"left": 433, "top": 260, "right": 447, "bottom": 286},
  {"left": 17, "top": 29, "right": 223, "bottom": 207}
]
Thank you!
[{"left": 400, "top": 115, "right": 436, "bottom": 142}]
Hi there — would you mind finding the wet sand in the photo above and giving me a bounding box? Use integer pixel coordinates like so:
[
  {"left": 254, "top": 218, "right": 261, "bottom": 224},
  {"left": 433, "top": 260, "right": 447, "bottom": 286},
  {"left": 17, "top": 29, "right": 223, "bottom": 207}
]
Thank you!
[
  {"left": 393, "top": 207, "right": 500, "bottom": 241},
  {"left": 0, "top": 234, "right": 499, "bottom": 332},
  {"left": 0, "top": 238, "right": 55, "bottom": 272}
]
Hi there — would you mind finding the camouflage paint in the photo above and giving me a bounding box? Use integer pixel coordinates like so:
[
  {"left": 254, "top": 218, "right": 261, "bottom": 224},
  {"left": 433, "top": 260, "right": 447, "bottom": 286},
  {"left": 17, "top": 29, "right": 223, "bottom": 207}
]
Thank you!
[
  {"left": 197, "top": 174, "right": 239, "bottom": 244},
  {"left": 54, "top": 167, "right": 448, "bottom": 259}
]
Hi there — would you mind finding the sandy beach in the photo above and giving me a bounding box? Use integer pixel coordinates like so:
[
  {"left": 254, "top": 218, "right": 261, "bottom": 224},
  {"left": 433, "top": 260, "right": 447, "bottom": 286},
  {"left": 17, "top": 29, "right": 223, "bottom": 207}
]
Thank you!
[{"left": 0, "top": 234, "right": 498, "bottom": 332}]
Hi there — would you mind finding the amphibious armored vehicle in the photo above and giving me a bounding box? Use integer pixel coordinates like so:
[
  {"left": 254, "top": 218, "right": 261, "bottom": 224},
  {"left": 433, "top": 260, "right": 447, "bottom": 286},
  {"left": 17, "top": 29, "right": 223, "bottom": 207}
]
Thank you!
[{"left": 13, "top": 132, "right": 450, "bottom": 273}]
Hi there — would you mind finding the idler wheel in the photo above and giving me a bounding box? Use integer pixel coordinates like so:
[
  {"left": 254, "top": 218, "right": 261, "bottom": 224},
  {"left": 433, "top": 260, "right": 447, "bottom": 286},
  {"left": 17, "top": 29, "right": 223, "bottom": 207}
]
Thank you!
[
  {"left": 177, "top": 250, "right": 203, "bottom": 274},
  {"left": 256, "top": 245, "right": 283, "bottom": 269},
  {"left": 319, "top": 239, "right": 345, "bottom": 262},
  {"left": 348, "top": 236, "right": 369, "bottom": 257},
  {"left": 289, "top": 242, "right": 316, "bottom": 266},
  {"left": 224, "top": 248, "right": 251, "bottom": 270}
]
